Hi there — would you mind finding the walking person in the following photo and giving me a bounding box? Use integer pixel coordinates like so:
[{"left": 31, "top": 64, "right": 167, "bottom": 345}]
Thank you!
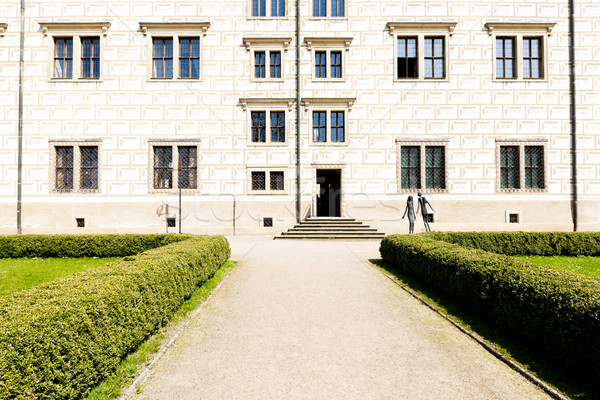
[
  {"left": 416, "top": 192, "right": 436, "bottom": 232},
  {"left": 402, "top": 195, "right": 416, "bottom": 234}
]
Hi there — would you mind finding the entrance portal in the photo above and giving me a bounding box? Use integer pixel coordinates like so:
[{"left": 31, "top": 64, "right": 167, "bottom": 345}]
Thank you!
[{"left": 316, "top": 169, "right": 341, "bottom": 217}]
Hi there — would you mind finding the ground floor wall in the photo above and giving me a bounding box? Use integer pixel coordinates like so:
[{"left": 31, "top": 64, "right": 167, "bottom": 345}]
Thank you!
[{"left": 0, "top": 195, "right": 597, "bottom": 235}]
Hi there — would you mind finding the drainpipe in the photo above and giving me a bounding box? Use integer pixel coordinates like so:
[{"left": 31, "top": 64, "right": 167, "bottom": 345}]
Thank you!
[
  {"left": 17, "top": 0, "right": 25, "bottom": 234},
  {"left": 569, "top": 0, "right": 577, "bottom": 232},
  {"left": 295, "top": 0, "right": 301, "bottom": 223}
]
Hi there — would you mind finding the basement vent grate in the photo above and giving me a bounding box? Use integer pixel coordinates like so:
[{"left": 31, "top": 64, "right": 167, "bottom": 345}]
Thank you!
[
  {"left": 167, "top": 218, "right": 176, "bottom": 228},
  {"left": 509, "top": 213, "right": 519, "bottom": 223},
  {"left": 263, "top": 217, "right": 273, "bottom": 227},
  {"left": 76, "top": 218, "right": 85, "bottom": 228}
]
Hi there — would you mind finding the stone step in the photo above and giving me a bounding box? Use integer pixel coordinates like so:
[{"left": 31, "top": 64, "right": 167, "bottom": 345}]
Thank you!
[
  {"left": 281, "top": 230, "right": 384, "bottom": 236},
  {"left": 274, "top": 234, "right": 384, "bottom": 240},
  {"left": 288, "top": 226, "right": 379, "bottom": 232},
  {"left": 276, "top": 218, "right": 385, "bottom": 240}
]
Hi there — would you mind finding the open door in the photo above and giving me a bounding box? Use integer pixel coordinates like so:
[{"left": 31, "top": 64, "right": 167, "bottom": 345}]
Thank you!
[{"left": 316, "top": 169, "right": 341, "bottom": 217}]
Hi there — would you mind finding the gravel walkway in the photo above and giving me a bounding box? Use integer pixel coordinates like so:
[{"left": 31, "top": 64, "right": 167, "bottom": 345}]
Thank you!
[{"left": 132, "top": 236, "right": 550, "bottom": 400}]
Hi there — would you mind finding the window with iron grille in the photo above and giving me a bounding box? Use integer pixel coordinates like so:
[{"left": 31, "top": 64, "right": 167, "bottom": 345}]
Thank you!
[
  {"left": 496, "top": 37, "right": 516, "bottom": 79},
  {"left": 500, "top": 146, "right": 520, "bottom": 189},
  {"left": 80, "top": 146, "right": 98, "bottom": 190},
  {"left": 179, "top": 37, "right": 200, "bottom": 79},
  {"left": 81, "top": 37, "right": 100, "bottom": 79},
  {"left": 153, "top": 38, "right": 174, "bottom": 78},
  {"left": 153, "top": 146, "right": 173, "bottom": 189},
  {"left": 425, "top": 146, "right": 445, "bottom": 189},
  {"left": 524, "top": 146, "right": 544, "bottom": 189},
  {"left": 270, "top": 112, "right": 285, "bottom": 142},
  {"left": 178, "top": 146, "right": 197, "bottom": 189},
  {"left": 56, "top": 146, "right": 74, "bottom": 190},
  {"left": 313, "top": 111, "right": 327, "bottom": 142},
  {"left": 249, "top": 170, "right": 285, "bottom": 193},
  {"left": 254, "top": 51, "right": 266, "bottom": 78},
  {"left": 270, "top": 51, "right": 281, "bottom": 78},
  {"left": 331, "top": 111, "right": 344, "bottom": 142},
  {"left": 315, "top": 51, "right": 327, "bottom": 78},
  {"left": 397, "top": 37, "right": 418, "bottom": 79},
  {"left": 54, "top": 38, "right": 73, "bottom": 79},
  {"left": 400, "top": 146, "right": 420, "bottom": 189},
  {"left": 523, "top": 37, "right": 543, "bottom": 79},
  {"left": 424, "top": 37, "right": 444, "bottom": 79},
  {"left": 270, "top": 171, "right": 284, "bottom": 190},
  {"left": 252, "top": 171, "right": 266, "bottom": 190},
  {"left": 251, "top": 111, "right": 267, "bottom": 143}
]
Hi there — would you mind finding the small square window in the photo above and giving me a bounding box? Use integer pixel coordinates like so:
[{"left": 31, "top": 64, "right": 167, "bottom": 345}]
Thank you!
[
  {"left": 167, "top": 217, "right": 176, "bottom": 227},
  {"left": 425, "top": 214, "right": 434, "bottom": 223},
  {"left": 509, "top": 213, "right": 519, "bottom": 224},
  {"left": 76, "top": 218, "right": 85, "bottom": 228},
  {"left": 263, "top": 217, "right": 273, "bottom": 227}
]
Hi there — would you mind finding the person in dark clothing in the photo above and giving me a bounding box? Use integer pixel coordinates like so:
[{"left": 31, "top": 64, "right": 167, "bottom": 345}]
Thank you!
[
  {"left": 416, "top": 191, "right": 436, "bottom": 232},
  {"left": 402, "top": 195, "right": 416, "bottom": 234}
]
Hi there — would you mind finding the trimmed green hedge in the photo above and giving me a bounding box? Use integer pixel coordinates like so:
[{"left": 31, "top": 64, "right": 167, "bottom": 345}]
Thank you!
[
  {"left": 380, "top": 234, "right": 600, "bottom": 379},
  {"left": 0, "top": 235, "right": 230, "bottom": 399},
  {"left": 0, "top": 234, "right": 192, "bottom": 258},
  {"left": 429, "top": 231, "right": 600, "bottom": 256}
]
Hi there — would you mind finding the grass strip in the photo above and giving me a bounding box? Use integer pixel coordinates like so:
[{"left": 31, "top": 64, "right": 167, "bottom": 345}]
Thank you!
[{"left": 514, "top": 255, "right": 600, "bottom": 278}]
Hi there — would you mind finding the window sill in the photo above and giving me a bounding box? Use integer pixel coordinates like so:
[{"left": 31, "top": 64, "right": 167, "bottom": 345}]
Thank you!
[
  {"left": 52, "top": 189, "right": 101, "bottom": 194},
  {"left": 310, "top": 141, "right": 348, "bottom": 147},
  {"left": 250, "top": 78, "right": 285, "bottom": 83},
  {"left": 312, "top": 78, "right": 346, "bottom": 82},
  {"left": 398, "top": 188, "right": 448, "bottom": 194},
  {"left": 248, "top": 142, "right": 289, "bottom": 147},
  {"left": 393, "top": 77, "right": 449, "bottom": 83},
  {"left": 248, "top": 190, "right": 288, "bottom": 195},
  {"left": 246, "top": 16, "right": 291, "bottom": 20},
  {"left": 493, "top": 78, "right": 548, "bottom": 83},
  {"left": 307, "top": 17, "right": 348, "bottom": 21},
  {"left": 149, "top": 188, "right": 200, "bottom": 194},
  {"left": 496, "top": 188, "right": 548, "bottom": 193},
  {"left": 49, "top": 78, "right": 103, "bottom": 83},
  {"left": 146, "top": 78, "right": 203, "bottom": 82}
]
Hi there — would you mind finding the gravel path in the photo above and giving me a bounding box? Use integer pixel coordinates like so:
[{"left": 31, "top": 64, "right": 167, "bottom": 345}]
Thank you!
[{"left": 132, "top": 236, "right": 550, "bottom": 400}]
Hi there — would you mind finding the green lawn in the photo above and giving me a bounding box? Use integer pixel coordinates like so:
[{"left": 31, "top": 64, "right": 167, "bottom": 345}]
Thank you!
[
  {"left": 515, "top": 255, "right": 600, "bottom": 278},
  {"left": 0, "top": 257, "right": 120, "bottom": 296}
]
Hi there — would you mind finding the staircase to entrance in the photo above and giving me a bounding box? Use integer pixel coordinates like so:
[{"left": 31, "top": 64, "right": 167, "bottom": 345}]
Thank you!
[{"left": 274, "top": 217, "right": 385, "bottom": 240}]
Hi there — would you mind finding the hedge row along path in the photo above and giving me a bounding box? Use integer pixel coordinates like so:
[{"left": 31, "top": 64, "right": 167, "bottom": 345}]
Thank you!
[{"left": 132, "top": 237, "right": 550, "bottom": 399}]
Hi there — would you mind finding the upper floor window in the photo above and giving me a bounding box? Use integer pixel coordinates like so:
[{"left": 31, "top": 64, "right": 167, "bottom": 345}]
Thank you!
[
  {"left": 251, "top": 0, "right": 285, "bottom": 17},
  {"left": 496, "top": 139, "right": 547, "bottom": 192},
  {"left": 140, "top": 22, "right": 210, "bottom": 81},
  {"left": 312, "top": 0, "right": 345, "bottom": 17},
  {"left": 81, "top": 37, "right": 100, "bottom": 78},
  {"left": 387, "top": 22, "right": 456, "bottom": 82},
  {"left": 396, "top": 139, "right": 448, "bottom": 192},
  {"left": 50, "top": 140, "right": 101, "bottom": 193},
  {"left": 305, "top": 37, "right": 352, "bottom": 81},
  {"left": 485, "top": 22, "right": 555, "bottom": 81},
  {"left": 240, "top": 98, "right": 294, "bottom": 145},
  {"left": 54, "top": 38, "right": 73, "bottom": 78},
  {"left": 303, "top": 97, "right": 355, "bottom": 145},
  {"left": 243, "top": 37, "right": 291, "bottom": 82}
]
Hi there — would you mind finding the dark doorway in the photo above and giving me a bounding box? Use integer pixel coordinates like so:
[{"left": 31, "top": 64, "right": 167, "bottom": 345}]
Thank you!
[{"left": 316, "top": 169, "right": 341, "bottom": 217}]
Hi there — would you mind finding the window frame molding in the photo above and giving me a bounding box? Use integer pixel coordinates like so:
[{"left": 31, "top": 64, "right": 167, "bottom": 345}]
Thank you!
[
  {"left": 39, "top": 22, "right": 110, "bottom": 82},
  {"left": 303, "top": 97, "right": 355, "bottom": 147},
  {"left": 395, "top": 138, "right": 449, "bottom": 194},
  {"left": 246, "top": 166, "right": 289, "bottom": 195},
  {"left": 148, "top": 138, "right": 202, "bottom": 194},
  {"left": 240, "top": 98, "right": 295, "bottom": 146},
  {"left": 243, "top": 37, "right": 292, "bottom": 82},
  {"left": 305, "top": 37, "right": 352, "bottom": 82},
  {"left": 309, "top": 0, "right": 348, "bottom": 20},
  {"left": 495, "top": 138, "right": 548, "bottom": 193},
  {"left": 247, "top": 0, "right": 289, "bottom": 20},
  {"left": 485, "top": 22, "right": 555, "bottom": 82},
  {"left": 48, "top": 138, "right": 102, "bottom": 194},
  {"left": 386, "top": 22, "right": 456, "bottom": 82},
  {"left": 139, "top": 22, "right": 210, "bottom": 82}
]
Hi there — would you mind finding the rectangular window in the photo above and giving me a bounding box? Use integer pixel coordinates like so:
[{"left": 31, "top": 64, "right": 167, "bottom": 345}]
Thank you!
[
  {"left": 315, "top": 51, "right": 327, "bottom": 78},
  {"left": 80, "top": 146, "right": 98, "bottom": 190},
  {"left": 331, "top": 111, "right": 344, "bottom": 142},
  {"left": 330, "top": 51, "right": 342, "bottom": 78},
  {"left": 270, "top": 112, "right": 285, "bottom": 142},
  {"left": 424, "top": 37, "right": 444, "bottom": 79},
  {"left": 81, "top": 37, "right": 100, "bottom": 79},
  {"left": 331, "top": 0, "right": 344, "bottom": 17},
  {"left": 313, "top": 0, "right": 326, "bottom": 17},
  {"left": 54, "top": 38, "right": 73, "bottom": 79},
  {"left": 56, "top": 146, "right": 74, "bottom": 190},
  {"left": 153, "top": 146, "right": 173, "bottom": 189},
  {"left": 252, "top": 0, "right": 266, "bottom": 16},
  {"left": 178, "top": 146, "right": 197, "bottom": 189},
  {"left": 252, "top": 171, "right": 266, "bottom": 190},
  {"left": 153, "top": 38, "right": 174, "bottom": 79},
  {"left": 397, "top": 37, "right": 418, "bottom": 79},
  {"left": 496, "top": 37, "right": 515, "bottom": 79},
  {"left": 313, "top": 111, "right": 327, "bottom": 142},
  {"left": 271, "top": 0, "right": 285, "bottom": 17},
  {"left": 500, "top": 146, "right": 520, "bottom": 189},
  {"left": 524, "top": 146, "right": 544, "bottom": 189},
  {"left": 523, "top": 37, "right": 542, "bottom": 79},
  {"left": 400, "top": 146, "right": 420, "bottom": 189},
  {"left": 425, "top": 146, "right": 445, "bottom": 189},
  {"left": 270, "top": 171, "right": 284, "bottom": 190},
  {"left": 255, "top": 51, "right": 266, "bottom": 78},
  {"left": 179, "top": 37, "right": 200, "bottom": 78},
  {"left": 270, "top": 51, "right": 281, "bottom": 78},
  {"left": 251, "top": 111, "right": 267, "bottom": 143}
]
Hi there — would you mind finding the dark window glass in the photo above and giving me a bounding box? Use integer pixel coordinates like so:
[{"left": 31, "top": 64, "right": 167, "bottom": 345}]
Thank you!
[
  {"left": 313, "top": 111, "right": 327, "bottom": 142},
  {"left": 80, "top": 146, "right": 98, "bottom": 190},
  {"left": 81, "top": 37, "right": 100, "bottom": 79},
  {"left": 153, "top": 146, "right": 173, "bottom": 189},
  {"left": 331, "top": 111, "right": 344, "bottom": 142},
  {"left": 525, "top": 146, "right": 544, "bottom": 188},
  {"left": 255, "top": 51, "right": 266, "bottom": 78},
  {"left": 424, "top": 37, "right": 444, "bottom": 79},
  {"left": 401, "top": 146, "right": 420, "bottom": 189},
  {"left": 270, "top": 51, "right": 281, "bottom": 78},
  {"left": 496, "top": 37, "right": 515, "bottom": 79},
  {"left": 270, "top": 171, "right": 284, "bottom": 190},
  {"left": 252, "top": 171, "right": 266, "bottom": 190},
  {"left": 315, "top": 51, "right": 327, "bottom": 78},
  {"left": 331, "top": 0, "right": 344, "bottom": 16},
  {"left": 153, "top": 38, "right": 173, "bottom": 78},
  {"left": 270, "top": 111, "right": 285, "bottom": 142},
  {"left": 500, "top": 146, "right": 520, "bottom": 188},
  {"left": 178, "top": 146, "right": 197, "bottom": 189},
  {"left": 425, "top": 146, "right": 445, "bottom": 189},
  {"left": 523, "top": 37, "right": 543, "bottom": 79},
  {"left": 397, "top": 37, "right": 418, "bottom": 79},
  {"left": 180, "top": 37, "right": 200, "bottom": 78},
  {"left": 251, "top": 111, "right": 267, "bottom": 142},
  {"left": 331, "top": 51, "right": 342, "bottom": 78},
  {"left": 56, "top": 146, "right": 73, "bottom": 190},
  {"left": 253, "top": 0, "right": 266, "bottom": 16},
  {"left": 54, "top": 38, "right": 73, "bottom": 78},
  {"left": 313, "top": 0, "right": 326, "bottom": 17}
]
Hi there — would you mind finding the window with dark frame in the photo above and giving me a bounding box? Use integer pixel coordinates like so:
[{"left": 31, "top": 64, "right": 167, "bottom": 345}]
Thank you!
[
  {"left": 179, "top": 37, "right": 200, "bottom": 79},
  {"left": 496, "top": 37, "right": 516, "bottom": 79},
  {"left": 251, "top": 171, "right": 266, "bottom": 190},
  {"left": 270, "top": 51, "right": 281, "bottom": 78},
  {"left": 270, "top": 171, "right": 284, "bottom": 190},
  {"left": 425, "top": 146, "right": 445, "bottom": 189},
  {"left": 397, "top": 37, "right": 418, "bottom": 79},
  {"left": 81, "top": 37, "right": 100, "bottom": 79},
  {"left": 178, "top": 146, "right": 197, "bottom": 189},
  {"left": 331, "top": 111, "right": 344, "bottom": 142},
  {"left": 315, "top": 51, "right": 327, "bottom": 78},
  {"left": 330, "top": 51, "right": 342, "bottom": 78},
  {"left": 251, "top": 111, "right": 267, "bottom": 142},
  {"left": 255, "top": 51, "right": 266, "bottom": 78},
  {"left": 500, "top": 146, "right": 520, "bottom": 189},
  {"left": 270, "top": 112, "right": 285, "bottom": 142},
  {"left": 524, "top": 146, "right": 544, "bottom": 189},
  {"left": 80, "top": 146, "right": 98, "bottom": 190},
  {"left": 56, "top": 146, "right": 74, "bottom": 190},
  {"left": 252, "top": 0, "right": 284, "bottom": 17},
  {"left": 153, "top": 38, "right": 173, "bottom": 79},
  {"left": 424, "top": 37, "right": 444, "bottom": 79},
  {"left": 400, "top": 146, "right": 420, "bottom": 189},
  {"left": 252, "top": 0, "right": 266, "bottom": 16},
  {"left": 331, "top": 0, "right": 344, "bottom": 17},
  {"left": 313, "top": 111, "right": 327, "bottom": 142},
  {"left": 54, "top": 38, "right": 73, "bottom": 79},
  {"left": 313, "top": 0, "right": 326, "bottom": 17},
  {"left": 153, "top": 146, "right": 173, "bottom": 189},
  {"left": 271, "top": 0, "right": 285, "bottom": 17},
  {"left": 523, "top": 37, "right": 543, "bottom": 79}
]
